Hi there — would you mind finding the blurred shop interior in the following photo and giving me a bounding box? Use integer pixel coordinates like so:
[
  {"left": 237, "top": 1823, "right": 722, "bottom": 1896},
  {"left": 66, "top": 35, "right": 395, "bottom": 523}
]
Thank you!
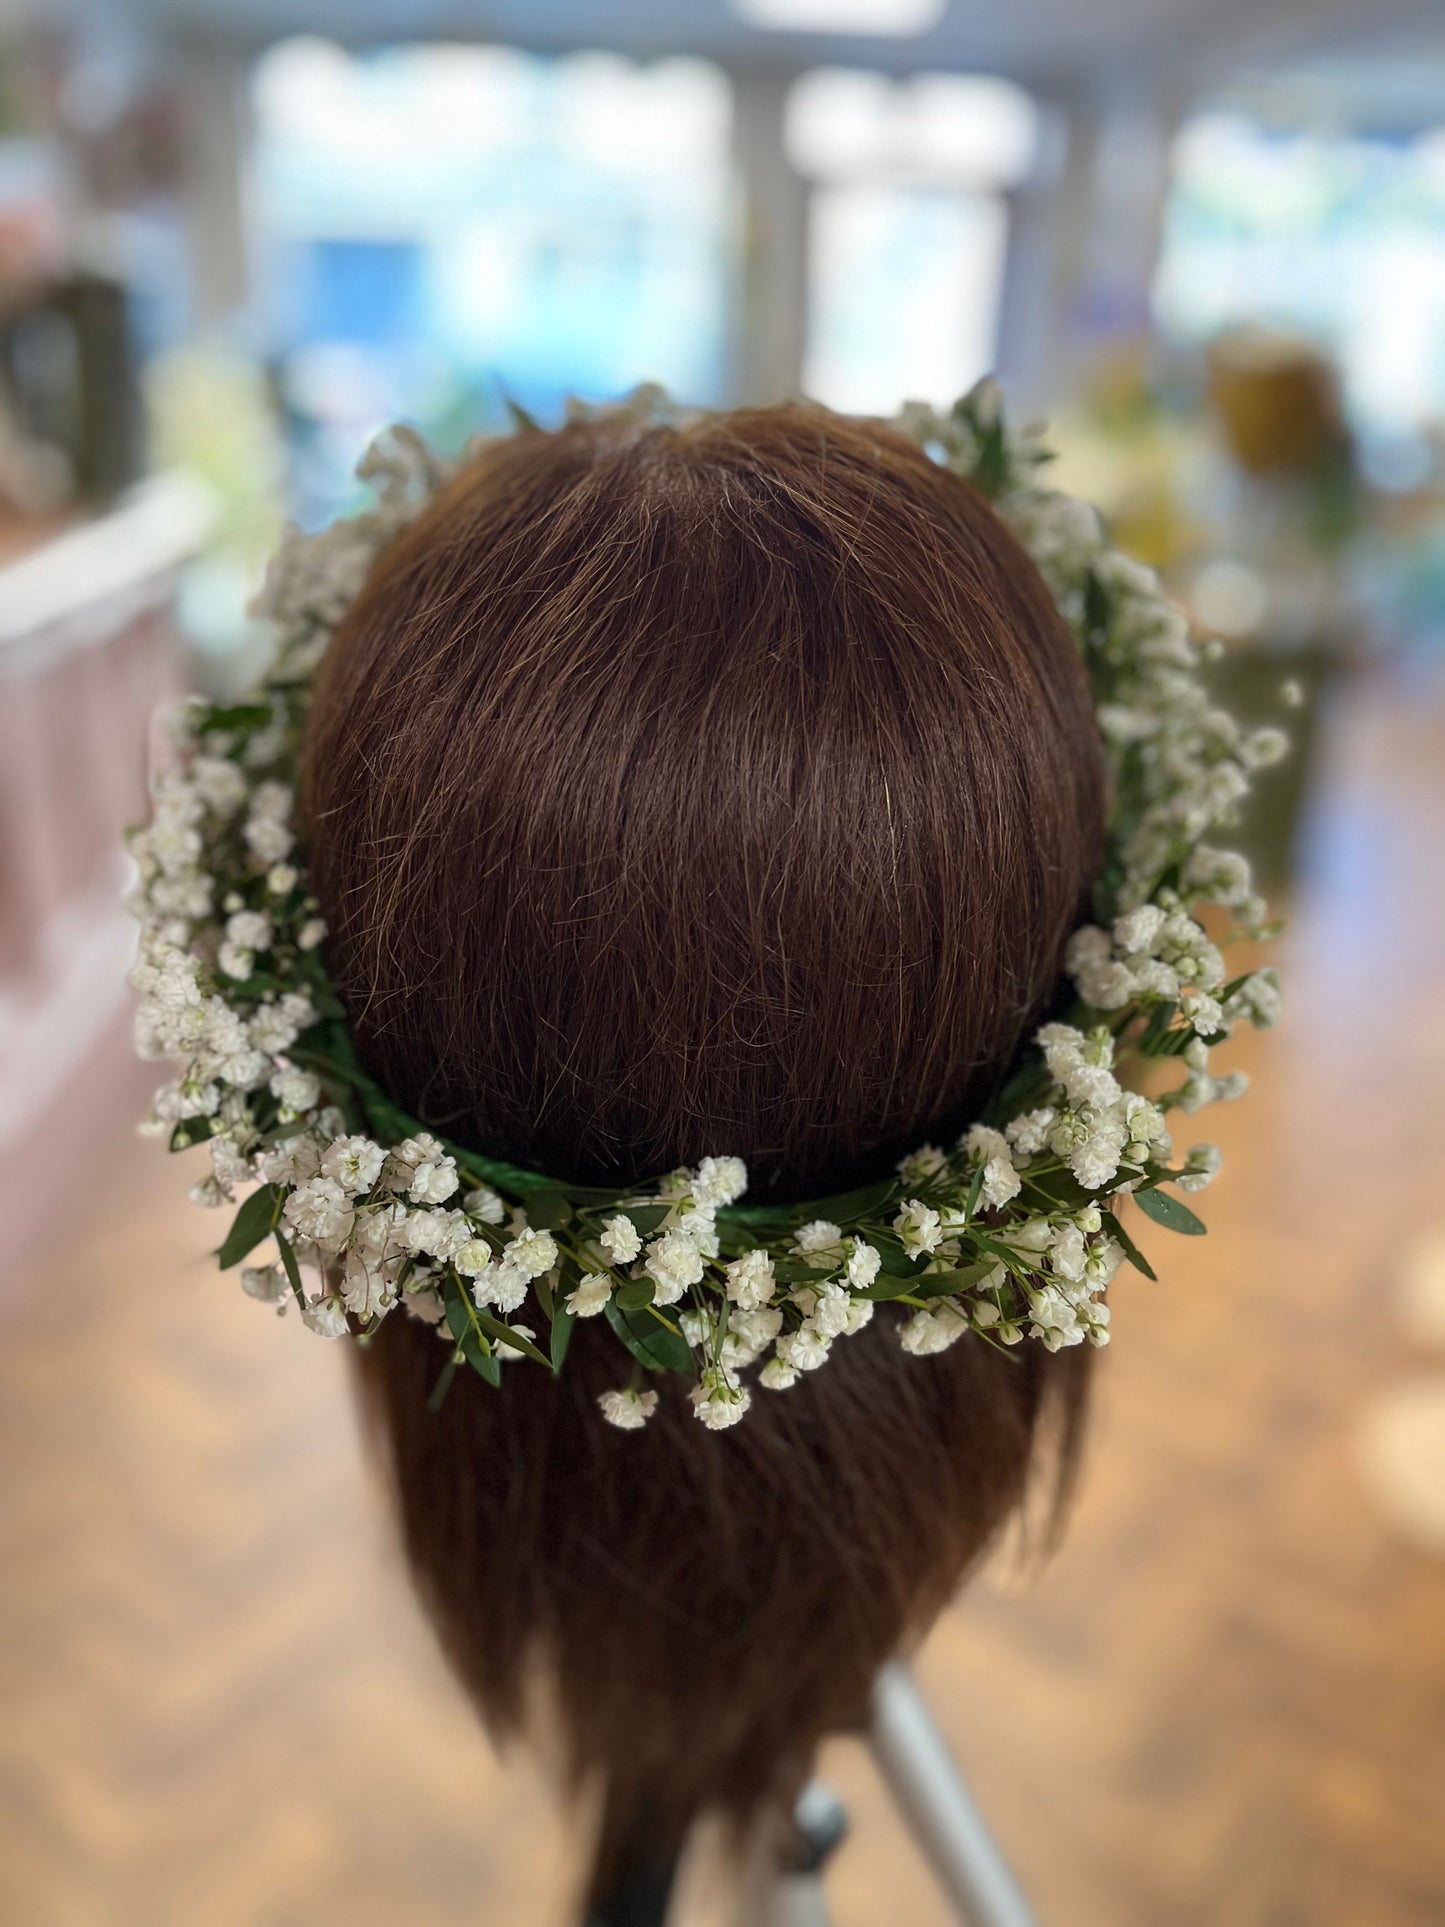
[{"left": 3, "top": 1, "right": 1445, "bottom": 1923}]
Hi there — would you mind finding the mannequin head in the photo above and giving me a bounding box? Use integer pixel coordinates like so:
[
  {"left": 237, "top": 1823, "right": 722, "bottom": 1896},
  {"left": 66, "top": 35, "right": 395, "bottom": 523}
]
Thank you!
[{"left": 304, "top": 402, "right": 1106, "bottom": 1898}]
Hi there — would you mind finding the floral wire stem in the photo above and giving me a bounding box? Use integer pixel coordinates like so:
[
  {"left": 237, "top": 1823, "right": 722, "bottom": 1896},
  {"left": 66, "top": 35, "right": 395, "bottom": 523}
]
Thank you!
[{"left": 126, "top": 382, "right": 1285, "bottom": 1431}]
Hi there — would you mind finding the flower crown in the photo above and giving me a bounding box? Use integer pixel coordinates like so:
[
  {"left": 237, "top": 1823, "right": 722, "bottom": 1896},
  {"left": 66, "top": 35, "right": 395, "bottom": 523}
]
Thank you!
[{"left": 126, "top": 382, "right": 1285, "bottom": 1430}]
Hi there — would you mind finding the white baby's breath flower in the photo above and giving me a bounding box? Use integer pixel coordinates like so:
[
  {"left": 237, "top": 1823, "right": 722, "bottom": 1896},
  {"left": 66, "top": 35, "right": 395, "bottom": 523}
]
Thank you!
[
  {"left": 722, "top": 1305, "right": 783, "bottom": 1368},
  {"left": 1113, "top": 904, "right": 1166, "bottom": 954},
  {"left": 270, "top": 1065, "right": 321, "bottom": 1115},
  {"left": 403, "top": 1208, "right": 470, "bottom": 1262},
  {"left": 462, "top": 1184, "right": 506, "bottom": 1224},
  {"left": 725, "top": 1248, "right": 775, "bottom": 1310},
  {"left": 1189, "top": 992, "right": 1225, "bottom": 1037},
  {"left": 1227, "top": 969, "right": 1282, "bottom": 1031},
  {"left": 266, "top": 863, "right": 298, "bottom": 895},
  {"left": 599, "top": 1214, "right": 642, "bottom": 1265},
  {"left": 1177, "top": 1143, "right": 1223, "bottom": 1193},
  {"left": 776, "top": 1325, "right": 831, "bottom": 1372},
  {"left": 284, "top": 1175, "right": 355, "bottom": 1248},
  {"left": 567, "top": 1271, "right": 614, "bottom": 1317},
  {"left": 1062, "top": 1062, "right": 1122, "bottom": 1111},
  {"left": 450, "top": 1236, "right": 492, "bottom": 1277},
  {"left": 678, "top": 1307, "right": 711, "bottom": 1348},
  {"left": 1036, "top": 1022, "right": 1090, "bottom": 1079},
  {"left": 340, "top": 1248, "right": 395, "bottom": 1320},
  {"left": 256, "top": 1133, "right": 321, "bottom": 1185},
  {"left": 793, "top": 1220, "right": 845, "bottom": 1263},
  {"left": 249, "top": 780, "right": 292, "bottom": 820},
  {"left": 503, "top": 1227, "right": 559, "bottom": 1280},
  {"left": 802, "top": 1281, "right": 852, "bottom": 1340},
  {"left": 241, "top": 1263, "right": 288, "bottom": 1303},
  {"left": 899, "top": 1304, "right": 969, "bottom": 1356},
  {"left": 1005, "top": 1108, "right": 1055, "bottom": 1158},
  {"left": 388, "top": 1133, "right": 443, "bottom": 1170},
  {"left": 301, "top": 1294, "right": 349, "bottom": 1338},
  {"left": 402, "top": 1283, "right": 446, "bottom": 1326},
  {"left": 244, "top": 816, "right": 293, "bottom": 866},
  {"left": 473, "top": 1261, "right": 529, "bottom": 1315},
  {"left": 690, "top": 1368, "right": 751, "bottom": 1430},
  {"left": 897, "top": 1143, "right": 947, "bottom": 1186},
  {"left": 971, "top": 1300, "right": 1023, "bottom": 1344},
  {"left": 759, "top": 1356, "right": 799, "bottom": 1391},
  {"left": 217, "top": 941, "right": 255, "bottom": 982},
  {"left": 248, "top": 1002, "right": 302, "bottom": 1056},
  {"left": 598, "top": 1387, "right": 658, "bottom": 1430},
  {"left": 845, "top": 1238, "right": 881, "bottom": 1291},
  {"left": 190, "top": 755, "right": 249, "bottom": 816},
  {"left": 998, "top": 1216, "right": 1054, "bottom": 1254},
  {"left": 493, "top": 1322, "right": 539, "bottom": 1361},
  {"left": 297, "top": 918, "right": 327, "bottom": 951},
  {"left": 1027, "top": 1286, "right": 1085, "bottom": 1352},
  {"left": 225, "top": 909, "right": 272, "bottom": 952},
  {"left": 1242, "top": 726, "right": 1289, "bottom": 770},
  {"left": 644, "top": 1228, "right": 706, "bottom": 1305},
  {"left": 321, "top": 1135, "right": 387, "bottom": 1195},
  {"left": 691, "top": 1155, "right": 748, "bottom": 1209},
  {"left": 407, "top": 1156, "right": 459, "bottom": 1205},
  {"left": 1049, "top": 1222, "right": 1088, "bottom": 1283},
  {"left": 894, "top": 1199, "right": 942, "bottom": 1257}
]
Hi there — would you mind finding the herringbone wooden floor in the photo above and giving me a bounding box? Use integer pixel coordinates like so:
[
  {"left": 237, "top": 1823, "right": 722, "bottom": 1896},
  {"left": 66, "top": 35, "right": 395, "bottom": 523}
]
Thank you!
[{"left": 3, "top": 675, "right": 1444, "bottom": 1927}]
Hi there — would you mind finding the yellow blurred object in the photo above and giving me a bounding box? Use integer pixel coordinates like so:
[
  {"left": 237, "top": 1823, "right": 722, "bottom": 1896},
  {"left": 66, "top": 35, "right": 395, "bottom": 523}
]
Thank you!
[
  {"left": 1044, "top": 346, "right": 1206, "bottom": 574},
  {"left": 1207, "top": 326, "right": 1350, "bottom": 479}
]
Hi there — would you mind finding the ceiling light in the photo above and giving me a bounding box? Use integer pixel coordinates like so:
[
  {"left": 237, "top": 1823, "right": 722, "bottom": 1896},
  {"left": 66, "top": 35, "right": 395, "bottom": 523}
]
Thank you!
[{"left": 732, "top": 0, "right": 947, "bottom": 38}]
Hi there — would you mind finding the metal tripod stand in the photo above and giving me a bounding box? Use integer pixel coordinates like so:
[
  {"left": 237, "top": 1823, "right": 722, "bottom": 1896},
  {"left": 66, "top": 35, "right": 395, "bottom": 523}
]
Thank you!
[
  {"left": 761, "top": 1662, "right": 1035, "bottom": 1927},
  {"left": 588, "top": 1661, "right": 1036, "bottom": 1927}
]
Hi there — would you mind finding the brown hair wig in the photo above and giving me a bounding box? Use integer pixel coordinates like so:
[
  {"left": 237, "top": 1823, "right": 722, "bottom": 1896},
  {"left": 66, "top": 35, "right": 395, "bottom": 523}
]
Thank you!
[{"left": 303, "top": 402, "right": 1107, "bottom": 1910}]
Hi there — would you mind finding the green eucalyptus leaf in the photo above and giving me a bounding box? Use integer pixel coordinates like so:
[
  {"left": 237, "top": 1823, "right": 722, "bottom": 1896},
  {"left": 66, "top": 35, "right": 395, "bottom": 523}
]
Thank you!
[
  {"left": 984, "top": 1056, "right": 1048, "bottom": 1128},
  {"left": 856, "top": 1272, "right": 929, "bottom": 1302},
  {"left": 523, "top": 1188, "right": 572, "bottom": 1232},
  {"left": 273, "top": 1228, "right": 307, "bottom": 1307},
  {"left": 718, "top": 1204, "right": 797, "bottom": 1236},
  {"left": 201, "top": 701, "right": 272, "bottom": 732},
  {"left": 1133, "top": 1186, "right": 1206, "bottom": 1236},
  {"left": 549, "top": 1299, "right": 576, "bottom": 1373},
  {"left": 614, "top": 1276, "right": 656, "bottom": 1312},
  {"left": 442, "top": 1278, "right": 503, "bottom": 1386},
  {"left": 604, "top": 1300, "right": 693, "bottom": 1375},
  {"left": 870, "top": 1233, "right": 926, "bottom": 1279},
  {"left": 216, "top": 1184, "right": 283, "bottom": 1268},
  {"left": 615, "top": 1203, "right": 671, "bottom": 1237},
  {"left": 1024, "top": 1166, "right": 1095, "bottom": 1210},
  {"left": 768, "top": 1259, "right": 844, "bottom": 1285},
  {"left": 916, "top": 1258, "right": 1001, "bottom": 1300},
  {"left": 1136, "top": 1000, "right": 1180, "bottom": 1056},
  {"left": 964, "top": 1164, "right": 986, "bottom": 1220},
  {"left": 638, "top": 1309, "right": 695, "bottom": 1374},
  {"left": 1108, "top": 1211, "right": 1157, "bottom": 1280},
  {"left": 722, "top": 1175, "right": 897, "bottom": 1235},
  {"left": 471, "top": 1310, "right": 552, "bottom": 1369},
  {"left": 470, "top": 1349, "right": 503, "bottom": 1387}
]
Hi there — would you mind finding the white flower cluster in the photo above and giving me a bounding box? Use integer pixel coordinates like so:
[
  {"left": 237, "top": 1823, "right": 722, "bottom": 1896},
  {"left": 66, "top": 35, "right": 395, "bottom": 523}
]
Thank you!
[{"left": 127, "top": 384, "right": 1282, "bottom": 1433}]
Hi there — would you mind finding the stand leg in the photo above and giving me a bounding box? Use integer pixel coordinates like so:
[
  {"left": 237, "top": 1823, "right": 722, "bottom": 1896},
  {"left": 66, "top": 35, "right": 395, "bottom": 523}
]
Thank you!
[
  {"left": 867, "top": 1662, "right": 1036, "bottom": 1927},
  {"left": 752, "top": 1782, "right": 848, "bottom": 1927}
]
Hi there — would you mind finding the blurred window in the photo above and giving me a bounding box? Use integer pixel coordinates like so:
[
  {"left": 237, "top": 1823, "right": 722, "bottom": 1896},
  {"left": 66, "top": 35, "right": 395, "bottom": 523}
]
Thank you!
[
  {"left": 787, "top": 69, "right": 1036, "bottom": 414},
  {"left": 1155, "top": 113, "right": 1445, "bottom": 435},
  {"left": 251, "top": 39, "right": 732, "bottom": 516}
]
